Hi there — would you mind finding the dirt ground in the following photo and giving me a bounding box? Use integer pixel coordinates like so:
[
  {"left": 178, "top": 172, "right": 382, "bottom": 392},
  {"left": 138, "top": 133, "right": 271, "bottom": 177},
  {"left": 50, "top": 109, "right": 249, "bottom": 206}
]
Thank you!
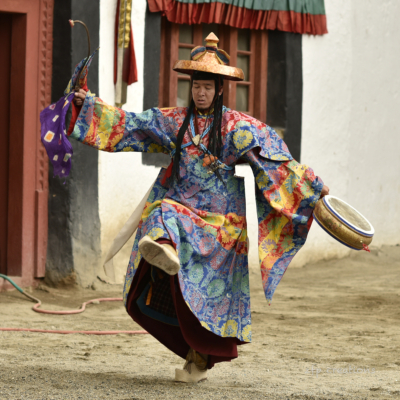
[{"left": 1, "top": 245, "right": 400, "bottom": 400}]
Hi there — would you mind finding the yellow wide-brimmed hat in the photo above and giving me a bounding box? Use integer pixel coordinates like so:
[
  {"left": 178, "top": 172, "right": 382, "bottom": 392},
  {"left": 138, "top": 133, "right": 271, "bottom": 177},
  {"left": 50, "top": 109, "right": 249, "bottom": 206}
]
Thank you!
[{"left": 173, "top": 33, "right": 244, "bottom": 81}]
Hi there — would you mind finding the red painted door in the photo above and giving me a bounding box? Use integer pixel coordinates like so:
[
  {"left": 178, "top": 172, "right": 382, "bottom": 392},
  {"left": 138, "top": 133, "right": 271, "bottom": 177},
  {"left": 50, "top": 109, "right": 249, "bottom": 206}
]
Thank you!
[{"left": 0, "top": 0, "right": 54, "bottom": 289}]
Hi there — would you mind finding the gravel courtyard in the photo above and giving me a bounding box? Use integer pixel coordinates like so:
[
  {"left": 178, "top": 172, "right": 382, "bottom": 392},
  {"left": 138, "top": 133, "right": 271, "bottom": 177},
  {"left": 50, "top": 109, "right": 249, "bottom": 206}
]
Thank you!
[{"left": 1, "top": 245, "right": 399, "bottom": 400}]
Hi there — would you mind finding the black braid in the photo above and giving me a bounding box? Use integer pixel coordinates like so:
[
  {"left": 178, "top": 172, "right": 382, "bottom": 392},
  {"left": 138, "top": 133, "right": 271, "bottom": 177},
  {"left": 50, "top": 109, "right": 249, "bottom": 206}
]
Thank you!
[
  {"left": 170, "top": 99, "right": 195, "bottom": 184},
  {"left": 216, "top": 88, "right": 226, "bottom": 187},
  {"left": 207, "top": 75, "right": 224, "bottom": 158}
]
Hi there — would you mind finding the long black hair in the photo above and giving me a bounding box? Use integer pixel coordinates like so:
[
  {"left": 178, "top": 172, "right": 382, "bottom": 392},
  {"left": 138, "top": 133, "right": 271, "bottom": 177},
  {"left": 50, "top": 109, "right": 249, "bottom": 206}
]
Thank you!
[{"left": 170, "top": 71, "right": 224, "bottom": 185}]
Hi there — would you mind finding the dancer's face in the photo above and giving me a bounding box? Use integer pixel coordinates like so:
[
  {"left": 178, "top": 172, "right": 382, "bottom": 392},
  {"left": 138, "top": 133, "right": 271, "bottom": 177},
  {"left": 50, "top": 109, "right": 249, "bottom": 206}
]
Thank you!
[{"left": 192, "top": 80, "right": 223, "bottom": 110}]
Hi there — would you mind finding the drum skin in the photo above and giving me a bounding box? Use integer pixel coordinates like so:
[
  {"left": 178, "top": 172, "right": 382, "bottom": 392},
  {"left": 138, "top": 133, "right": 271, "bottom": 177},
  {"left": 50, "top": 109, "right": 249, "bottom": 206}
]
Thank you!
[{"left": 313, "top": 199, "right": 373, "bottom": 250}]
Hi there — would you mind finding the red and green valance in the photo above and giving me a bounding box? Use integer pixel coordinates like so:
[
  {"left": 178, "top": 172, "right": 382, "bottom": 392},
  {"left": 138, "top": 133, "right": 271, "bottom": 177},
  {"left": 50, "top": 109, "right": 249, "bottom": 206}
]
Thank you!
[{"left": 148, "top": 0, "right": 327, "bottom": 35}]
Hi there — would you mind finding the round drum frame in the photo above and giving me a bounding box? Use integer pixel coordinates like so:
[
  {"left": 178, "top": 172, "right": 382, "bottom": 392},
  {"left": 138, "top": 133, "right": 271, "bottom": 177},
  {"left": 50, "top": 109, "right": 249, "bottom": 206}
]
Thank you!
[{"left": 313, "top": 196, "right": 374, "bottom": 251}]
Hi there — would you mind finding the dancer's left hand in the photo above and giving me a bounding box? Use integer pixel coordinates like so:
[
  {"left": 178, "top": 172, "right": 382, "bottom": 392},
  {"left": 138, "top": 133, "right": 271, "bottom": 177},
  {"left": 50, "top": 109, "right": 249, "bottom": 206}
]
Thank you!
[{"left": 320, "top": 185, "right": 330, "bottom": 198}]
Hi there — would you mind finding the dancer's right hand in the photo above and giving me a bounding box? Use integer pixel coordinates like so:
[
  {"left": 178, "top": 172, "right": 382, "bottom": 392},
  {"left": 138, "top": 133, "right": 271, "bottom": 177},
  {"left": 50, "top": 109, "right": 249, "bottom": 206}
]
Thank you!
[{"left": 74, "top": 88, "right": 87, "bottom": 106}]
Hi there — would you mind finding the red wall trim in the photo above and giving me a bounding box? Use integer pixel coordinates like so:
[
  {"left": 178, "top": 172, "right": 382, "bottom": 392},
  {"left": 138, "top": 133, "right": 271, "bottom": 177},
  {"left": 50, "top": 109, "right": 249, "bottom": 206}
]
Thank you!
[
  {"left": 35, "top": 0, "right": 54, "bottom": 277},
  {"left": 0, "top": 0, "right": 54, "bottom": 290}
]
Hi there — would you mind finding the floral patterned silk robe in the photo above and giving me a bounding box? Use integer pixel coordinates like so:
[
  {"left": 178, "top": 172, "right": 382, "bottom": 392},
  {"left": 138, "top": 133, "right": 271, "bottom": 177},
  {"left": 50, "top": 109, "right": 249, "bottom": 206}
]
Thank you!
[{"left": 69, "top": 93, "right": 323, "bottom": 343}]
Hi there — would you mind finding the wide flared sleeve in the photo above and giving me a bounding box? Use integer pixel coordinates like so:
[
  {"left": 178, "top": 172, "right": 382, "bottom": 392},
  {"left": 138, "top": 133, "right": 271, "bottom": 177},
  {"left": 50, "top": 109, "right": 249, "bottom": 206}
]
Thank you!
[
  {"left": 222, "top": 108, "right": 293, "bottom": 165},
  {"left": 68, "top": 92, "right": 176, "bottom": 154},
  {"left": 241, "top": 148, "right": 324, "bottom": 304}
]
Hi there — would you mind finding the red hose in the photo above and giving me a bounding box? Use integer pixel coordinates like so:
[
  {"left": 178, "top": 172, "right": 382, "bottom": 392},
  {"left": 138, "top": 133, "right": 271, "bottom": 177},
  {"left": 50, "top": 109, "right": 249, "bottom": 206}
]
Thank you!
[
  {"left": 0, "top": 292, "right": 149, "bottom": 335},
  {"left": 0, "top": 327, "right": 147, "bottom": 335}
]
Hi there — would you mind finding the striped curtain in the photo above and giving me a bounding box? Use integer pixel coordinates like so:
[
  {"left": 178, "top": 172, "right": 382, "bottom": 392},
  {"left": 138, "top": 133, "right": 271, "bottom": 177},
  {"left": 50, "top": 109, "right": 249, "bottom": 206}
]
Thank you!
[{"left": 148, "top": 0, "right": 327, "bottom": 35}]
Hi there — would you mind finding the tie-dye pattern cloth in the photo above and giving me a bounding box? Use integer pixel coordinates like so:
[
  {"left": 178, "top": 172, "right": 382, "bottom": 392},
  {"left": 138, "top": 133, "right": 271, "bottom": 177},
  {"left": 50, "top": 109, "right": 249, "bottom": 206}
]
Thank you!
[{"left": 68, "top": 91, "right": 323, "bottom": 343}]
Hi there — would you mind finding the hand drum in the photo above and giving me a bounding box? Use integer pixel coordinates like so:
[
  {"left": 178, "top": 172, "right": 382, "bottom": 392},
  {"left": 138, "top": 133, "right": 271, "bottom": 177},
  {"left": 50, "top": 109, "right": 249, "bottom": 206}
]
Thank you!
[{"left": 313, "top": 195, "right": 374, "bottom": 251}]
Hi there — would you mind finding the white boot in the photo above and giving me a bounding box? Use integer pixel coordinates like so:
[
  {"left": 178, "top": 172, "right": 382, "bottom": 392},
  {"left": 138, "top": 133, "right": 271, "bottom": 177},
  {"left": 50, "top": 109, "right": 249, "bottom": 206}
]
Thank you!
[
  {"left": 175, "top": 361, "right": 208, "bottom": 383},
  {"left": 138, "top": 235, "right": 180, "bottom": 275},
  {"left": 174, "top": 349, "right": 208, "bottom": 383}
]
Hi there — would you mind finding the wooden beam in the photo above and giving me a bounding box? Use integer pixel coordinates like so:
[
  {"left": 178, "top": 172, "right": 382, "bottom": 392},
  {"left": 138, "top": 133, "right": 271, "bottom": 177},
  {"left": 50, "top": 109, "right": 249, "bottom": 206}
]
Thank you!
[
  {"left": 254, "top": 30, "right": 268, "bottom": 123},
  {"left": 247, "top": 30, "right": 256, "bottom": 116},
  {"left": 168, "top": 23, "right": 179, "bottom": 107},
  {"left": 223, "top": 26, "right": 237, "bottom": 110},
  {"left": 35, "top": 0, "right": 54, "bottom": 278},
  {"left": 193, "top": 24, "right": 203, "bottom": 46},
  {"left": 158, "top": 17, "right": 166, "bottom": 107}
]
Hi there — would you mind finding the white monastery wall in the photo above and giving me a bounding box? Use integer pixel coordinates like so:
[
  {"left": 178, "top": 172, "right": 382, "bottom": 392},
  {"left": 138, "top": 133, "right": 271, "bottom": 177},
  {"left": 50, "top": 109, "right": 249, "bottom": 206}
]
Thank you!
[
  {"left": 97, "top": 0, "right": 400, "bottom": 283},
  {"left": 300, "top": 0, "right": 400, "bottom": 266},
  {"left": 98, "top": 0, "right": 160, "bottom": 283}
]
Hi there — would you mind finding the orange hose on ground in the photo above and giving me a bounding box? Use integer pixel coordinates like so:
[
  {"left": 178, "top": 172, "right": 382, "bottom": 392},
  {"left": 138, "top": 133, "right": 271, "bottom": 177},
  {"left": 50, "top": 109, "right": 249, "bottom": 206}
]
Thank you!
[
  {"left": 0, "top": 327, "right": 148, "bottom": 335},
  {"left": 0, "top": 274, "right": 149, "bottom": 335}
]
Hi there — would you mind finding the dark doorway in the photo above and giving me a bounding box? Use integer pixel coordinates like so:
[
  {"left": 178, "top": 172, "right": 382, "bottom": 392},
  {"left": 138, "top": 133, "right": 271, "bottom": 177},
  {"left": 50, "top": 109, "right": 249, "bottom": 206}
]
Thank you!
[
  {"left": 0, "top": 12, "right": 26, "bottom": 277},
  {"left": 0, "top": 13, "right": 12, "bottom": 275}
]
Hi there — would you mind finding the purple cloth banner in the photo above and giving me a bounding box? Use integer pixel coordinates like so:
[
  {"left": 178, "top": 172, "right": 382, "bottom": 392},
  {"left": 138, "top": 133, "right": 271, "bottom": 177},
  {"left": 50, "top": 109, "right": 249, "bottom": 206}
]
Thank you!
[
  {"left": 40, "top": 52, "right": 97, "bottom": 179},
  {"left": 40, "top": 92, "right": 75, "bottom": 178}
]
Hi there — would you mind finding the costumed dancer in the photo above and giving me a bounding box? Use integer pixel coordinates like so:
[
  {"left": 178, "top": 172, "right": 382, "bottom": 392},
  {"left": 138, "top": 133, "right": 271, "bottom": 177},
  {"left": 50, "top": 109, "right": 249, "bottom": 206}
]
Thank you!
[{"left": 42, "top": 33, "right": 329, "bottom": 383}]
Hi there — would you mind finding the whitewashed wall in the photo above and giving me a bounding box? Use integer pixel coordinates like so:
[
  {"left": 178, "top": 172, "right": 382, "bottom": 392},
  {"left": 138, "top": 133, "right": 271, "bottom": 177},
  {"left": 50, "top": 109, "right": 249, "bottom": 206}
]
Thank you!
[
  {"left": 98, "top": 0, "right": 160, "bottom": 283},
  {"left": 300, "top": 0, "right": 400, "bottom": 266},
  {"left": 97, "top": 0, "right": 400, "bottom": 283}
]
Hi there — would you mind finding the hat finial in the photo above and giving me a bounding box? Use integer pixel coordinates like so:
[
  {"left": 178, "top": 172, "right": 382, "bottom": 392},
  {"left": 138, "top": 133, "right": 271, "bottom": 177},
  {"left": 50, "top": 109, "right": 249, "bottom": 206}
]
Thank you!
[{"left": 205, "top": 32, "right": 219, "bottom": 46}]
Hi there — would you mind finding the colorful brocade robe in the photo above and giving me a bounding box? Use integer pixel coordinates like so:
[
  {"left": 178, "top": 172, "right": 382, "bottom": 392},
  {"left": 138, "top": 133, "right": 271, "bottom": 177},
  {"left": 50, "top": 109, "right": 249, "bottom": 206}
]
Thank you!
[{"left": 69, "top": 94, "right": 323, "bottom": 343}]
